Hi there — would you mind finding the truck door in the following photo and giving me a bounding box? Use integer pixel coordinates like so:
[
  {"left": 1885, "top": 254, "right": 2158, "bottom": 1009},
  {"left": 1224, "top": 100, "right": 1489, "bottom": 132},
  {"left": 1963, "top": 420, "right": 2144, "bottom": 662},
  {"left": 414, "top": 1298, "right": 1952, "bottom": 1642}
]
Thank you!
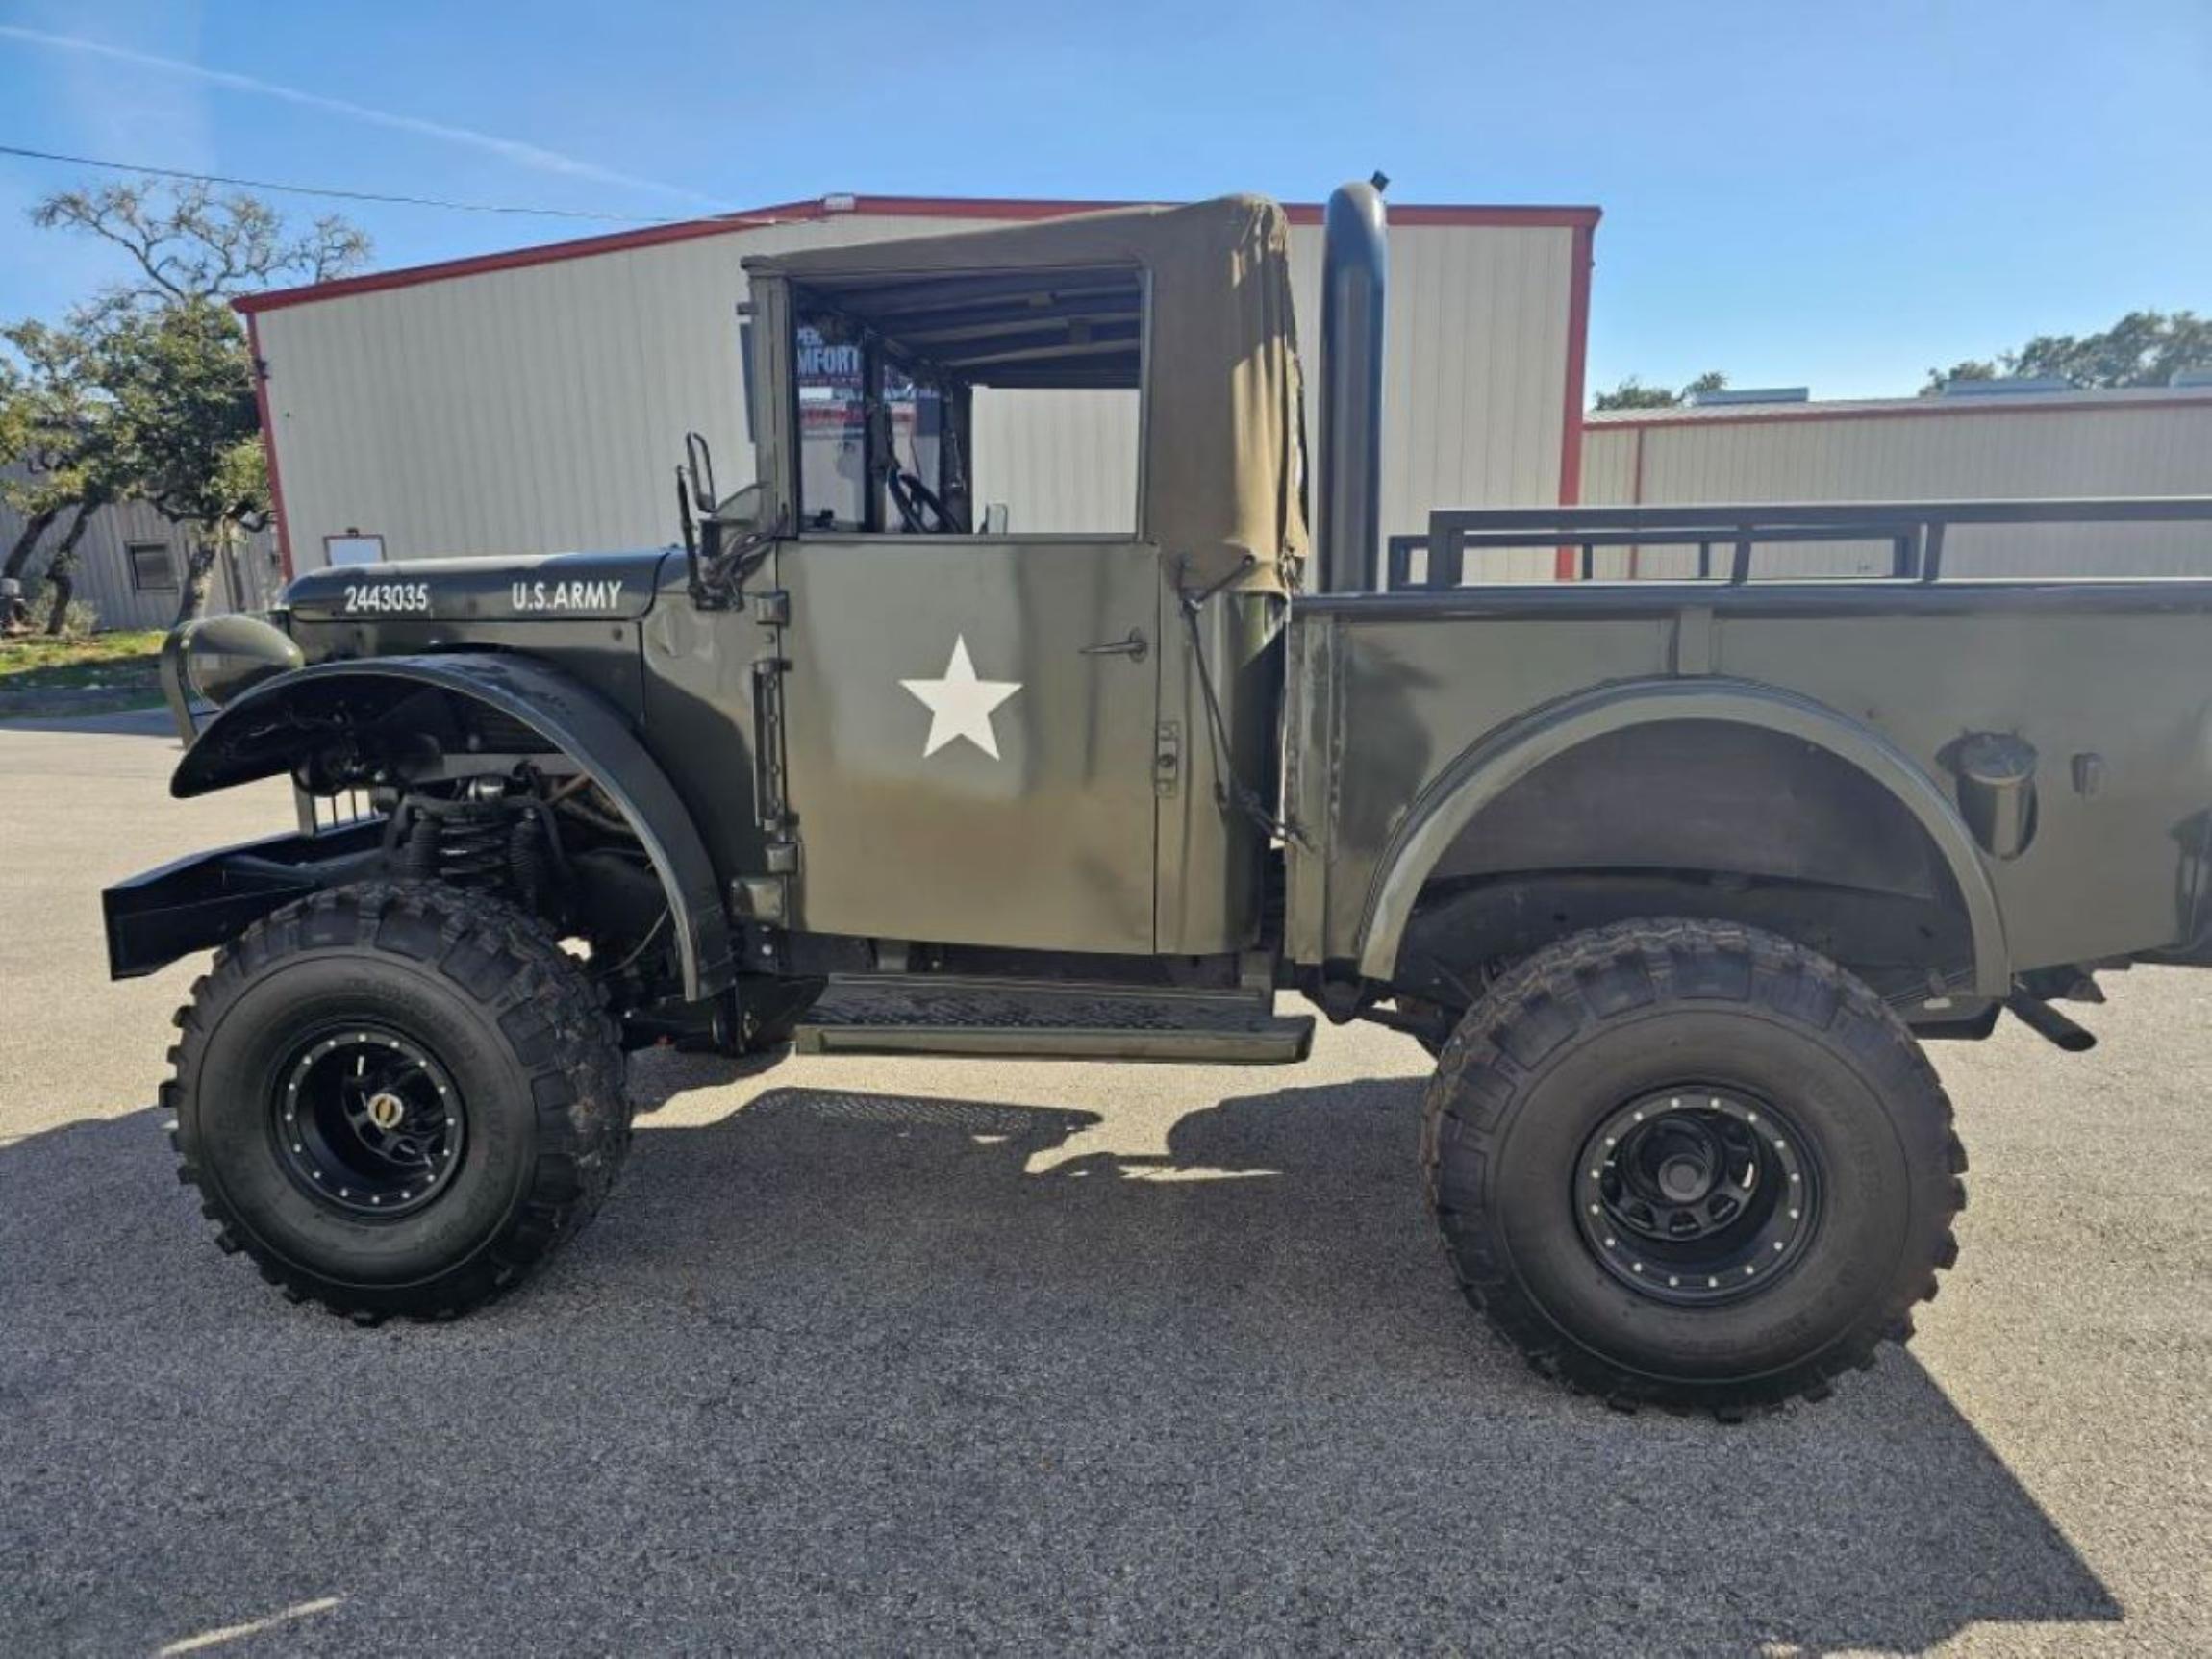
[{"left": 771, "top": 536, "right": 1163, "bottom": 953}]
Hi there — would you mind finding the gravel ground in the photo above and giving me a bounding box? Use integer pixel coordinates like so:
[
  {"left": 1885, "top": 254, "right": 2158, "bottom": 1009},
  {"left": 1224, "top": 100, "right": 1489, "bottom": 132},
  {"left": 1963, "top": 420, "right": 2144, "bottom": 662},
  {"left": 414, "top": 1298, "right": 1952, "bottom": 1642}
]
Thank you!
[{"left": 1, "top": 715, "right": 2207, "bottom": 1657}]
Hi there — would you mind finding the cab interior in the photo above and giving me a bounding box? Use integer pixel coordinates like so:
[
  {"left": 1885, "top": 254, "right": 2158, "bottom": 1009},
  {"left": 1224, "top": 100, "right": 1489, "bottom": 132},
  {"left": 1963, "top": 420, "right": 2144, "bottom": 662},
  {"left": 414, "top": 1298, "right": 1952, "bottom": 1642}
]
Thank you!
[{"left": 786, "top": 262, "right": 1145, "bottom": 538}]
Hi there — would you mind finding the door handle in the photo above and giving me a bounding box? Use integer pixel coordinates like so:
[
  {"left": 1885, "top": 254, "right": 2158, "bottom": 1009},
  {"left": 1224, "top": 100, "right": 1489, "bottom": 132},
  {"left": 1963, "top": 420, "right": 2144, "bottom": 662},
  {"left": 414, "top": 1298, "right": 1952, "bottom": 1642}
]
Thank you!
[{"left": 1080, "top": 628, "right": 1148, "bottom": 662}]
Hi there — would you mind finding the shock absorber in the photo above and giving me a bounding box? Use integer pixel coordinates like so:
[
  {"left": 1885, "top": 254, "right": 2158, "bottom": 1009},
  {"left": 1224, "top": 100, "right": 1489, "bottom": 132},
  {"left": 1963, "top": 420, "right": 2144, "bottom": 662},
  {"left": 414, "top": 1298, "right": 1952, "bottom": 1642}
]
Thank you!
[{"left": 509, "top": 808, "right": 551, "bottom": 911}]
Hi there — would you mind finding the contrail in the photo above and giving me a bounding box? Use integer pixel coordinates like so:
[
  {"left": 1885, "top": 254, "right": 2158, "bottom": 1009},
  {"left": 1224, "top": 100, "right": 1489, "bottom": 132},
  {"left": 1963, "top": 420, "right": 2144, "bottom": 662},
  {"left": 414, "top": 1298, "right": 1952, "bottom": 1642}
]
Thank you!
[{"left": 0, "top": 25, "right": 720, "bottom": 207}]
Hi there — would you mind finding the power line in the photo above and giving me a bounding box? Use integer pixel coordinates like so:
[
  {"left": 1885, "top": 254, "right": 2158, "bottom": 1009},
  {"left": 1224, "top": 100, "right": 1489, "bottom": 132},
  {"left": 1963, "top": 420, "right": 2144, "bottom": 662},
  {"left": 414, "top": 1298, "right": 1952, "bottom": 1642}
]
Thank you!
[{"left": 0, "top": 142, "right": 691, "bottom": 223}]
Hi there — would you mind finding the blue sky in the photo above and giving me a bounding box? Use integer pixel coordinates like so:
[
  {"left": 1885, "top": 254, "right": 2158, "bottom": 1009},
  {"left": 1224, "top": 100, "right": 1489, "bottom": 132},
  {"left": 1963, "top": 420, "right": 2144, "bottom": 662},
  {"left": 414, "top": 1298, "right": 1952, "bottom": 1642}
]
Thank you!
[{"left": 1, "top": 0, "right": 2205, "bottom": 400}]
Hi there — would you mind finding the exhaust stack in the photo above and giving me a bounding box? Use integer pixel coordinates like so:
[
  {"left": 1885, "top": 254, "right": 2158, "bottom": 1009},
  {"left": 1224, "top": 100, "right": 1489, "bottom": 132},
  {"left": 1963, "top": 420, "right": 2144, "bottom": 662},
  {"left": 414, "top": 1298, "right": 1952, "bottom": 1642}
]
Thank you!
[{"left": 1315, "top": 178, "right": 1389, "bottom": 592}]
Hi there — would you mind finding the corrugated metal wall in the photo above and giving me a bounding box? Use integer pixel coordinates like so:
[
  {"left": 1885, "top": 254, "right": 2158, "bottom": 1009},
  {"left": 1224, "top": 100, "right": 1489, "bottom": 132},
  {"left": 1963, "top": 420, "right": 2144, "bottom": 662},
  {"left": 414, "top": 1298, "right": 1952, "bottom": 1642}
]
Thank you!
[
  {"left": 3, "top": 465, "right": 277, "bottom": 631},
  {"left": 252, "top": 211, "right": 1581, "bottom": 573},
  {"left": 969, "top": 389, "right": 1140, "bottom": 534},
  {"left": 1345, "top": 221, "right": 1577, "bottom": 581},
  {"left": 1581, "top": 393, "right": 2212, "bottom": 578}
]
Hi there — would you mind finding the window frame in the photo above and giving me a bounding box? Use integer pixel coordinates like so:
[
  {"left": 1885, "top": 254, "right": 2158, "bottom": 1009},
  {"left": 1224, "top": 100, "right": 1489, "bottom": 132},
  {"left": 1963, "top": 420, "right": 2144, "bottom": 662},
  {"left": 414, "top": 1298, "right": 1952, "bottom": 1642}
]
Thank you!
[
  {"left": 787, "top": 264, "right": 1152, "bottom": 545},
  {"left": 125, "top": 541, "right": 178, "bottom": 592}
]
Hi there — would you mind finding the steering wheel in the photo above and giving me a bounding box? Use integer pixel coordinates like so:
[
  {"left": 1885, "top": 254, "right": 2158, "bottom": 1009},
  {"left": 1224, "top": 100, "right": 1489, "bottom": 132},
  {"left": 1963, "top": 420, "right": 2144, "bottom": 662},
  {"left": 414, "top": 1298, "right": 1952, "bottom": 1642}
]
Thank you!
[{"left": 886, "top": 465, "right": 963, "bottom": 534}]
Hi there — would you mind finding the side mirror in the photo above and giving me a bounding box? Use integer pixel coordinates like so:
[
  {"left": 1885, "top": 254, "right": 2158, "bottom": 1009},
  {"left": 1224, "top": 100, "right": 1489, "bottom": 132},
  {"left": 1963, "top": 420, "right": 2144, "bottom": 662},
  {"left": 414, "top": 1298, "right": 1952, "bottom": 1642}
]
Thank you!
[{"left": 684, "top": 431, "right": 717, "bottom": 514}]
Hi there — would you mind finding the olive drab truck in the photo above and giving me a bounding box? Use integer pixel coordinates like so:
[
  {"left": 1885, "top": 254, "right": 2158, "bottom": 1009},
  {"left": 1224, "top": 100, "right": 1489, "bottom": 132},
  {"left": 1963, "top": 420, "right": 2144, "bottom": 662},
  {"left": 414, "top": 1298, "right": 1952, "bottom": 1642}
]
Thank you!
[{"left": 107, "top": 184, "right": 2212, "bottom": 1413}]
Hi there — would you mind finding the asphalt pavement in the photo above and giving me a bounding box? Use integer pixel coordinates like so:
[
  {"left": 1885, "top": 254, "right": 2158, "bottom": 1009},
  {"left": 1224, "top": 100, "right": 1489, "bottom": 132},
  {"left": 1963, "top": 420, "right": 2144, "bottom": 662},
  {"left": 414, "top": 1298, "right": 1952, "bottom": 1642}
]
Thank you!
[{"left": 1, "top": 715, "right": 2207, "bottom": 1656}]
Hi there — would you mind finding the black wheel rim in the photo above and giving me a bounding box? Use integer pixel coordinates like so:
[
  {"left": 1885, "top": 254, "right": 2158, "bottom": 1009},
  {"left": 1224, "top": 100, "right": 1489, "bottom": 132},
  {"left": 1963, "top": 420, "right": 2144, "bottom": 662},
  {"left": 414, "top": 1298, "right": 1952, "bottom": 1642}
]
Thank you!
[
  {"left": 269, "top": 1023, "right": 465, "bottom": 1219},
  {"left": 1573, "top": 1089, "right": 1819, "bottom": 1306}
]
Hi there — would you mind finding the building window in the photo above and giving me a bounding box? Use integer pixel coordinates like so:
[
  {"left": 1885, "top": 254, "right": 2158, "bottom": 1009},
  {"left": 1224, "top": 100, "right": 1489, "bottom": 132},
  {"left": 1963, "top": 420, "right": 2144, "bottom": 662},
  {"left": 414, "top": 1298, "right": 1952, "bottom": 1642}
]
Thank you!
[
  {"left": 127, "top": 542, "right": 177, "bottom": 591},
  {"left": 795, "top": 318, "right": 869, "bottom": 531}
]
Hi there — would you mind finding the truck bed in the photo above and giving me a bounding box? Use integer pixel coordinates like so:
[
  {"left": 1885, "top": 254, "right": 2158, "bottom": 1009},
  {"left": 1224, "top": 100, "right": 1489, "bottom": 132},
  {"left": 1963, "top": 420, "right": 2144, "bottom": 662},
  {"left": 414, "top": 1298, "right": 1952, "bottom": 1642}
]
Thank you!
[{"left": 1283, "top": 498, "right": 2212, "bottom": 1015}]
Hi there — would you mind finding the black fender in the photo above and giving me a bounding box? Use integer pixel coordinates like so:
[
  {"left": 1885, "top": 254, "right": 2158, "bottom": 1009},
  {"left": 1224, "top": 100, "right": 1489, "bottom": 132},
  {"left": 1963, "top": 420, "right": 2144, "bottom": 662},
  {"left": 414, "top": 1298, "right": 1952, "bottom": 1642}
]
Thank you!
[
  {"left": 173, "top": 654, "right": 734, "bottom": 998},
  {"left": 1354, "top": 676, "right": 2010, "bottom": 1000}
]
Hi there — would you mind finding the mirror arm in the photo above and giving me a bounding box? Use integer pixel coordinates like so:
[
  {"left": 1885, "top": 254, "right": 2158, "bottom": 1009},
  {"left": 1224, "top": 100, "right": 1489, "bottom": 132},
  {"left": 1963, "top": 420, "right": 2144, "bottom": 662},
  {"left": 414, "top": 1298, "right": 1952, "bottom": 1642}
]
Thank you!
[
  {"left": 692, "top": 506, "right": 788, "bottom": 613},
  {"left": 677, "top": 467, "right": 709, "bottom": 607}
]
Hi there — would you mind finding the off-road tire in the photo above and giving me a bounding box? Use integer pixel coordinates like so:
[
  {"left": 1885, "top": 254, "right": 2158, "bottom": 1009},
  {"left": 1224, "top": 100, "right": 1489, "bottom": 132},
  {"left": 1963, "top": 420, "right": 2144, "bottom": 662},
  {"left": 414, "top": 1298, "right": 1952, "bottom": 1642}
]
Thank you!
[
  {"left": 166, "top": 881, "right": 630, "bottom": 1320},
  {"left": 1420, "top": 917, "right": 1966, "bottom": 1415}
]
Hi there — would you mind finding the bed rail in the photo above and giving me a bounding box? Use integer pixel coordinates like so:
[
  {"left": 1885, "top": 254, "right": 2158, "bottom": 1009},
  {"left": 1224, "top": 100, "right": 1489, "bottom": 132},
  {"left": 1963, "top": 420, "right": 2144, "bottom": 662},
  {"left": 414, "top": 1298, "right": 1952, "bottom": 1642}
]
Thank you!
[{"left": 1385, "top": 497, "right": 2212, "bottom": 589}]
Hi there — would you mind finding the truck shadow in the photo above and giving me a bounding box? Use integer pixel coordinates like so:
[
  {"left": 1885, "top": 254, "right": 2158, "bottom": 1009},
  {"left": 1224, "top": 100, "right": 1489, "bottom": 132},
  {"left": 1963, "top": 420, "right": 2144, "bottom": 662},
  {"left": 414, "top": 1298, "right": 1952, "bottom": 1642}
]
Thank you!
[{"left": 0, "top": 1069, "right": 2120, "bottom": 1655}]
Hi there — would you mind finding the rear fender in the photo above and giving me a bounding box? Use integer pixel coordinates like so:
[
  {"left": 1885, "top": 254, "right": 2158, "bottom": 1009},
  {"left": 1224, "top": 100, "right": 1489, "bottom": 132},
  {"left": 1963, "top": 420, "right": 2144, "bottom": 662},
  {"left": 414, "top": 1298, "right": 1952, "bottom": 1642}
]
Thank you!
[
  {"left": 1354, "top": 677, "right": 2009, "bottom": 999},
  {"left": 171, "top": 654, "right": 733, "bottom": 997}
]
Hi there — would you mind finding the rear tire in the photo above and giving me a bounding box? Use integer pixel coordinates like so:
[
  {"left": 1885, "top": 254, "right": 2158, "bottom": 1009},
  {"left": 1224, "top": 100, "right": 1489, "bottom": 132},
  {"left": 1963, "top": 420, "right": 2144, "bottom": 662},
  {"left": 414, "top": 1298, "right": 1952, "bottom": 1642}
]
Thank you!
[
  {"left": 166, "top": 881, "right": 630, "bottom": 1320},
  {"left": 1420, "top": 917, "right": 1965, "bottom": 1414}
]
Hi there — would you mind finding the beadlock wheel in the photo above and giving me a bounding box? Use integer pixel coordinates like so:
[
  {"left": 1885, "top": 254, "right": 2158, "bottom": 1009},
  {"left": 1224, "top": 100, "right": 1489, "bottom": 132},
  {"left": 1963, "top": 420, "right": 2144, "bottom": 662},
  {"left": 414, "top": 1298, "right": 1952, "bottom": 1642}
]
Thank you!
[
  {"left": 270, "top": 1024, "right": 467, "bottom": 1219},
  {"left": 1573, "top": 1089, "right": 1819, "bottom": 1307}
]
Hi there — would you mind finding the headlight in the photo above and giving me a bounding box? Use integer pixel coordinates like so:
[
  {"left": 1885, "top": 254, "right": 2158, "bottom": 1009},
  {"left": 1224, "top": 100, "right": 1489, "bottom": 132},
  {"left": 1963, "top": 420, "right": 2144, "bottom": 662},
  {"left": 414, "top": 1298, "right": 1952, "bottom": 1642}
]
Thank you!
[{"left": 162, "top": 613, "right": 305, "bottom": 741}]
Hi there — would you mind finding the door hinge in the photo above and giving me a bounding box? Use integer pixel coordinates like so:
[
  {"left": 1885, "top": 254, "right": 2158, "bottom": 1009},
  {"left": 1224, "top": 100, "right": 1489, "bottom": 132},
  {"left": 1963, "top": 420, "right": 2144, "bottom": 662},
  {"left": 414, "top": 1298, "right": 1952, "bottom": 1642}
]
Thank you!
[
  {"left": 731, "top": 875, "right": 787, "bottom": 924},
  {"left": 752, "top": 656, "right": 792, "bottom": 834},
  {"left": 755, "top": 589, "right": 790, "bottom": 627},
  {"left": 1154, "top": 722, "right": 1182, "bottom": 797},
  {"left": 732, "top": 840, "right": 798, "bottom": 926}
]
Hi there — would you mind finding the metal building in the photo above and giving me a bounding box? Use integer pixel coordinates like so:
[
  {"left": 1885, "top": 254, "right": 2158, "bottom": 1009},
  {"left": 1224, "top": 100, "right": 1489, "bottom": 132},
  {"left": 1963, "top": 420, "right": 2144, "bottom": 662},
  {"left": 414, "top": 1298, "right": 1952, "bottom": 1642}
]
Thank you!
[
  {"left": 1580, "top": 385, "right": 2212, "bottom": 578},
  {"left": 235, "top": 193, "right": 1599, "bottom": 580},
  {"left": 1, "top": 468, "right": 279, "bottom": 631}
]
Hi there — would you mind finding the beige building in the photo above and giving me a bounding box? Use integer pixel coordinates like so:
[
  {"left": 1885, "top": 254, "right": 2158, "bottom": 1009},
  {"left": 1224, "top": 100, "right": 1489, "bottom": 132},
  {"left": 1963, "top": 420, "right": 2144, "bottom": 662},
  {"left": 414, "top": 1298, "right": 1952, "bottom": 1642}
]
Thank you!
[
  {"left": 236, "top": 192, "right": 1600, "bottom": 582},
  {"left": 1580, "top": 386, "right": 2212, "bottom": 578}
]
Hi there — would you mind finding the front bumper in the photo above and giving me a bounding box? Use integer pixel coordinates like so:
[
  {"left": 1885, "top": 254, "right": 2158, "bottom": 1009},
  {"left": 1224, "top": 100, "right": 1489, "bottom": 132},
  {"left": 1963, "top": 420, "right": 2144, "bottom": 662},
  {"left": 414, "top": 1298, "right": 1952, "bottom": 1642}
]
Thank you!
[{"left": 102, "top": 819, "right": 386, "bottom": 980}]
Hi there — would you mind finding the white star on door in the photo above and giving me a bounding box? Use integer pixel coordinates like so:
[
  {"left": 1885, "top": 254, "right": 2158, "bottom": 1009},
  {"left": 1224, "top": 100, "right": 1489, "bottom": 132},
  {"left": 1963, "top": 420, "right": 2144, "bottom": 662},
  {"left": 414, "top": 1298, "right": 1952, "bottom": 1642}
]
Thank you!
[{"left": 900, "top": 635, "right": 1021, "bottom": 759}]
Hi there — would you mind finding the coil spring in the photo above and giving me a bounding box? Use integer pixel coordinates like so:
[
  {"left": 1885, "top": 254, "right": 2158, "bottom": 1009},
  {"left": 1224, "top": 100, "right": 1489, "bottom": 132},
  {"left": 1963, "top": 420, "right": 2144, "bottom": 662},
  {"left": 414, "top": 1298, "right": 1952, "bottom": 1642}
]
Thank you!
[
  {"left": 439, "top": 805, "right": 508, "bottom": 882},
  {"left": 400, "top": 795, "right": 513, "bottom": 886}
]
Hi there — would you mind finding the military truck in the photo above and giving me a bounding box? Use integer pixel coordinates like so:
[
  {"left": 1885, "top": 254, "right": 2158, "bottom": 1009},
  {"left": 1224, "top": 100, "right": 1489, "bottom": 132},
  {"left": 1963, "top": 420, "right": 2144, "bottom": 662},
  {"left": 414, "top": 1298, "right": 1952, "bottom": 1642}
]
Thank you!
[{"left": 107, "top": 186, "right": 2212, "bottom": 1413}]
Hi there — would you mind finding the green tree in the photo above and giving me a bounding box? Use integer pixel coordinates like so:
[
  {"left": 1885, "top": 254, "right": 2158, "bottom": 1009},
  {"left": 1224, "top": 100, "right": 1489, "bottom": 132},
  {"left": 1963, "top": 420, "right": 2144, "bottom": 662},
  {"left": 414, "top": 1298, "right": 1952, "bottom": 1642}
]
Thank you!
[
  {"left": 96, "top": 299, "right": 268, "bottom": 626},
  {"left": 24, "top": 179, "right": 368, "bottom": 623},
  {"left": 1, "top": 320, "right": 101, "bottom": 589},
  {"left": 1923, "top": 311, "right": 2210, "bottom": 393},
  {"left": 1592, "top": 370, "right": 1729, "bottom": 411},
  {"left": 0, "top": 319, "right": 144, "bottom": 630}
]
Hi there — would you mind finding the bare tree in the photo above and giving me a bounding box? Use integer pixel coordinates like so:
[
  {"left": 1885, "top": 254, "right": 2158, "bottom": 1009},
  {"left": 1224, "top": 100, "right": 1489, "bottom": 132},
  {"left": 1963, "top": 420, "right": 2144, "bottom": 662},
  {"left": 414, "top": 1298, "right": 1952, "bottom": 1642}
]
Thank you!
[{"left": 33, "top": 181, "right": 368, "bottom": 314}]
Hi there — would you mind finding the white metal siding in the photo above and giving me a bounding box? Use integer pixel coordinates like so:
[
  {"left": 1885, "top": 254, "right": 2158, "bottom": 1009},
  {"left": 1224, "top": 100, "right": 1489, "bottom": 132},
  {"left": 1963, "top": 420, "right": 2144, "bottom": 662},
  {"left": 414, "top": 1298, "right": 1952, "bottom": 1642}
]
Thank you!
[
  {"left": 257, "top": 214, "right": 995, "bottom": 570},
  {"left": 1582, "top": 397, "right": 2212, "bottom": 578},
  {"left": 969, "top": 389, "right": 1140, "bottom": 535},
  {"left": 255, "top": 213, "right": 1581, "bottom": 576},
  {"left": 1347, "top": 222, "right": 1576, "bottom": 581}
]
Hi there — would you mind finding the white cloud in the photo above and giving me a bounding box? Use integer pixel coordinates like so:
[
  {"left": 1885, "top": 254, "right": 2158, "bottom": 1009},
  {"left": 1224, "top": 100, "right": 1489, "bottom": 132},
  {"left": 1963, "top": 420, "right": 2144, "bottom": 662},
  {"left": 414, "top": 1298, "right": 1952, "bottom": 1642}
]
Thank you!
[{"left": 0, "top": 23, "right": 718, "bottom": 206}]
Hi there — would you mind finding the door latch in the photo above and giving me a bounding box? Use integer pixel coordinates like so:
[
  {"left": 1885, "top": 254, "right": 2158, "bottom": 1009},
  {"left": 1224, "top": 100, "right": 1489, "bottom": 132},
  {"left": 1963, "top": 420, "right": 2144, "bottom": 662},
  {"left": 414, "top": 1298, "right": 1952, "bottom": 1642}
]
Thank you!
[
  {"left": 1154, "top": 722, "right": 1181, "bottom": 797},
  {"left": 1080, "top": 628, "right": 1148, "bottom": 662}
]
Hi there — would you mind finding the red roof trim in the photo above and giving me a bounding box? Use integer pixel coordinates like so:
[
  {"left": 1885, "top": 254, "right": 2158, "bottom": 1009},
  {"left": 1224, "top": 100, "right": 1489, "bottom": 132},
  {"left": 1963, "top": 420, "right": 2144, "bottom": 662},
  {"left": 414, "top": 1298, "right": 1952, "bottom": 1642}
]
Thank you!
[
  {"left": 234, "top": 193, "right": 1603, "bottom": 314},
  {"left": 243, "top": 310, "right": 293, "bottom": 579},
  {"left": 1590, "top": 393, "right": 2212, "bottom": 432}
]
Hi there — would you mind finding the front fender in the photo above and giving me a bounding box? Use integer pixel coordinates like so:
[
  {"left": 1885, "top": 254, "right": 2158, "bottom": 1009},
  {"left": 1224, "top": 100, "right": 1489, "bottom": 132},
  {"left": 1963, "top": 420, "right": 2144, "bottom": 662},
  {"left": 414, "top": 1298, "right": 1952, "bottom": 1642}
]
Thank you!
[
  {"left": 173, "top": 654, "right": 733, "bottom": 998},
  {"left": 1354, "top": 676, "right": 2010, "bottom": 999}
]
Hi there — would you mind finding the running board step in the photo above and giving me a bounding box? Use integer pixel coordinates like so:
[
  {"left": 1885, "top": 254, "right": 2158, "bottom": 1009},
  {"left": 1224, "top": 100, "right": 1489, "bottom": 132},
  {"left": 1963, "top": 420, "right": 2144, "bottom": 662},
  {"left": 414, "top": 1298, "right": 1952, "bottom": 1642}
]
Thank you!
[{"left": 793, "top": 979, "right": 1314, "bottom": 1064}]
